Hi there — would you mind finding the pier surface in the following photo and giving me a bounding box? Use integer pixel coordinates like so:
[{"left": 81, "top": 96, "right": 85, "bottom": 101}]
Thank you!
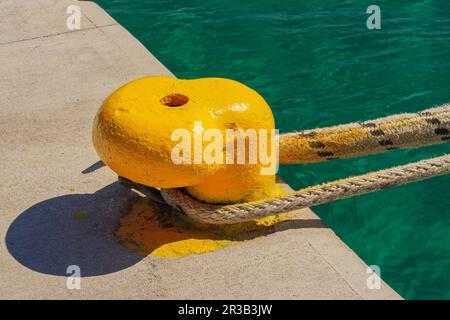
[{"left": 0, "top": 0, "right": 401, "bottom": 299}]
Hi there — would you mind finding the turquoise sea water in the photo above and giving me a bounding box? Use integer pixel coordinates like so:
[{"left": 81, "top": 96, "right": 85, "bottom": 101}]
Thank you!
[{"left": 95, "top": 0, "right": 450, "bottom": 299}]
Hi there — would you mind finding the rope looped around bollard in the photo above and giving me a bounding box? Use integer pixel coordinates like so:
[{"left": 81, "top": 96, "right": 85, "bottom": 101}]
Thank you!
[{"left": 121, "top": 103, "right": 450, "bottom": 225}]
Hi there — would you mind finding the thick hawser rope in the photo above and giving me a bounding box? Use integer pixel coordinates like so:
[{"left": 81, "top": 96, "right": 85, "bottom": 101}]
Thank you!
[
  {"left": 121, "top": 104, "right": 450, "bottom": 225},
  {"left": 279, "top": 104, "right": 450, "bottom": 163},
  {"left": 160, "top": 154, "right": 450, "bottom": 224}
]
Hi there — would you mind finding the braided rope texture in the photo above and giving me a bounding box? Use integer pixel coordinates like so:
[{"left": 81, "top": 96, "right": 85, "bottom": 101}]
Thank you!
[
  {"left": 161, "top": 154, "right": 450, "bottom": 224},
  {"left": 279, "top": 104, "right": 450, "bottom": 163}
]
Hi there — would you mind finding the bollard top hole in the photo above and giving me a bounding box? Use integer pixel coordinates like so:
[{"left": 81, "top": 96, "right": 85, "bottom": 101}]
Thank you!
[{"left": 160, "top": 94, "right": 189, "bottom": 107}]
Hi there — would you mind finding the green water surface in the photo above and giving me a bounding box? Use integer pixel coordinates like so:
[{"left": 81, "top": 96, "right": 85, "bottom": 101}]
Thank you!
[{"left": 95, "top": 0, "right": 450, "bottom": 299}]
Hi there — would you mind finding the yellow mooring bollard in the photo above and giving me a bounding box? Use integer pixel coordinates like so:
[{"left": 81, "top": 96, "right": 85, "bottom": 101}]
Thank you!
[
  {"left": 93, "top": 76, "right": 285, "bottom": 204},
  {"left": 93, "top": 76, "right": 290, "bottom": 258}
]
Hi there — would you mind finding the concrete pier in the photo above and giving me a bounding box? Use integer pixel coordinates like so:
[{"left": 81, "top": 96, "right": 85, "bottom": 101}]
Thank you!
[{"left": 0, "top": 0, "right": 401, "bottom": 299}]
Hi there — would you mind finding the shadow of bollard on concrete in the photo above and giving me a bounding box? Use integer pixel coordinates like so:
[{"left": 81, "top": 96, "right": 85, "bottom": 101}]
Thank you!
[{"left": 5, "top": 182, "right": 143, "bottom": 277}]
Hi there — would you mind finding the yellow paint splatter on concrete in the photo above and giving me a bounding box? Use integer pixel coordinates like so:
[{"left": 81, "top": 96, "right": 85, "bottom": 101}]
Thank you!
[
  {"left": 116, "top": 197, "right": 293, "bottom": 258},
  {"left": 74, "top": 211, "right": 88, "bottom": 220},
  {"left": 115, "top": 259, "right": 125, "bottom": 266}
]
